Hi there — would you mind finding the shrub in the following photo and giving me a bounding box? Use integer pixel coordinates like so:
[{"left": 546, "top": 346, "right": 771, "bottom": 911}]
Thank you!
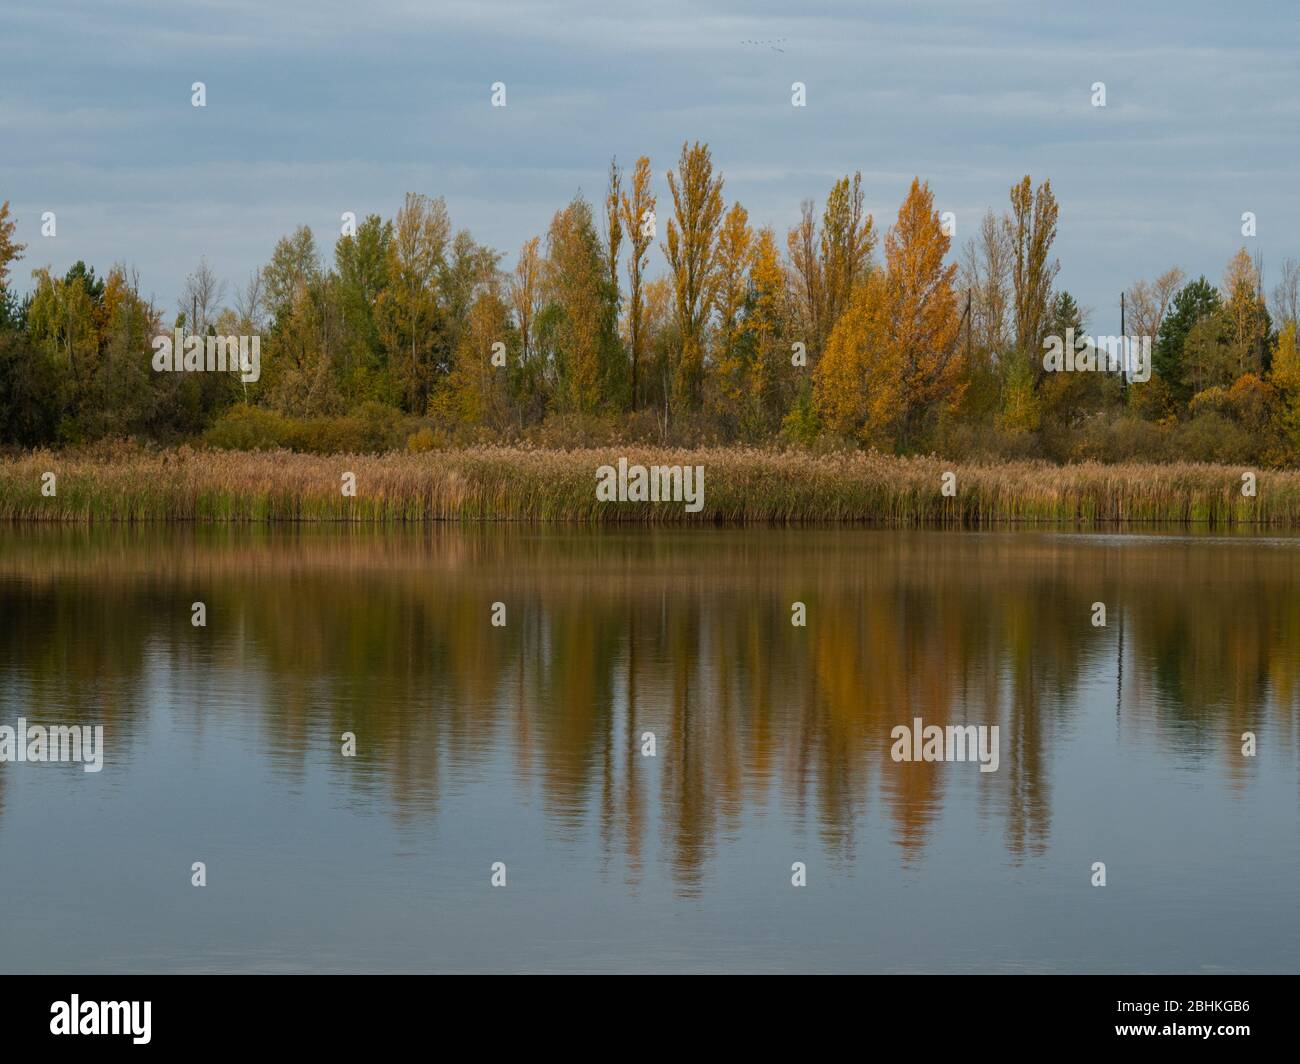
[
  {"left": 203, "top": 402, "right": 406, "bottom": 454},
  {"left": 406, "top": 427, "right": 439, "bottom": 454},
  {"left": 1169, "top": 412, "right": 1256, "bottom": 465},
  {"left": 201, "top": 404, "right": 293, "bottom": 451}
]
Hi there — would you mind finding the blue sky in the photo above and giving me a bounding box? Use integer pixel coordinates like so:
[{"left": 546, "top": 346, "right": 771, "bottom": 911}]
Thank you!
[{"left": 2, "top": 0, "right": 1297, "bottom": 330}]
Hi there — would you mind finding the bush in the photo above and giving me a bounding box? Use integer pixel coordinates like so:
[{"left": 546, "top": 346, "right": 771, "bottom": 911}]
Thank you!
[
  {"left": 780, "top": 392, "right": 821, "bottom": 447},
  {"left": 1055, "top": 414, "right": 1167, "bottom": 464},
  {"left": 202, "top": 402, "right": 406, "bottom": 454},
  {"left": 936, "top": 421, "right": 1043, "bottom": 462},
  {"left": 1168, "top": 412, "right": 1256, "bottom": 465},
  {"left": 406, "top": 426, "right": 441, "bottom": 453},
  {"left": 200, "top": 405, "right": 292, "bottom": 451},
  {"left": 524, "top": 411, "right": 622, "bottom": 450}
]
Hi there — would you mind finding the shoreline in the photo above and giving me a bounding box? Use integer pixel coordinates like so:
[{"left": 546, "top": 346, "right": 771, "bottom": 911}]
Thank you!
[{"left": 1, "top": 446, "right": 1296, "bottom": 526}]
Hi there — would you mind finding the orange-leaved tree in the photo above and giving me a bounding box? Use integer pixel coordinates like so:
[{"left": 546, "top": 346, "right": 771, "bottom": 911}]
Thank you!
[{"left": 815, "top": 178, "right": 963, "bottom": 449}]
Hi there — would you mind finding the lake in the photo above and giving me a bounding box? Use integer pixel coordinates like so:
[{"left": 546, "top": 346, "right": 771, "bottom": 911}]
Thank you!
[{"left": 0, "top": 525, "right": 1297, "bottom": 973}]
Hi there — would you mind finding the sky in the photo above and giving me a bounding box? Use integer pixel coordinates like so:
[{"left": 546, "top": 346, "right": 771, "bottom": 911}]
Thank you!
[{"left": 2, "top": 0, "right": 1298, "bottom": 332}]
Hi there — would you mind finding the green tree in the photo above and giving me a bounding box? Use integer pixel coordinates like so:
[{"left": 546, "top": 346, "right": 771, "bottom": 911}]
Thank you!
[
  {"left": 334, "top": 214, "right": 395, "bottom": 403},
  {"left": 1154, "top": 277, "right": 1221, "bottom": 404},
  {"left": 376, "top": 193, "right": 449, "bottom": 413},
  {"left": 263, "top": 226, "right": 321, "bottom": 323}
]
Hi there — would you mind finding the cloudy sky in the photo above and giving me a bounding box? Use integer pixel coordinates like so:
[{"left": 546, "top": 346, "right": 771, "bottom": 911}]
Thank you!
[{"left": 3, "top": 0, "right": 1297, "bottom": 329}]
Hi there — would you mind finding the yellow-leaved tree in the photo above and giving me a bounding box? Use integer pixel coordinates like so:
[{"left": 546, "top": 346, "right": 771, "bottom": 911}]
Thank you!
[
  {"left": 815, "top": 178, "right": 963, "bottom": 449},
  {"left": 814, "top": 269, "right": 891, "bottom": 444},
  {"left": 432, "top": 281, "right": 514, "bottom": 431},
  {"left": 0, "top": 200, "right": 25, "bottom": 290},
  {"left": 746, "top": 227, "right": 793, "bottom": 435},
  {"left": 1222, "top": 247, "right": 1269, "bottom": 378},
  {"left": 710, "top": 201, "right": 755, "bottom": 421},
  {"left": 1269, "top": 320, "right": 1300, "bottom": 457},
  {"left": 664, "top": 141, "right": 724, "bottom": 410}
]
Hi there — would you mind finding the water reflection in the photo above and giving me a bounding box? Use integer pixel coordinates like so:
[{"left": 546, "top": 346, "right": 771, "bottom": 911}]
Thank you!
[{"left": 1, "top": 525, "right": 1297, "bottom": 894}]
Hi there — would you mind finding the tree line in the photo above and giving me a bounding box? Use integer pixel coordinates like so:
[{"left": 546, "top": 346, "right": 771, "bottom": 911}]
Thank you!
[{"left": 1, "top": 142, "right": 1297, "bottom": 463}]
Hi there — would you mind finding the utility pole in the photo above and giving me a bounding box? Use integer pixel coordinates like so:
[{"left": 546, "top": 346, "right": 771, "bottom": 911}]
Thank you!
[{"left": 1119, "top": 290, "right": 1127, "bottom": 399}]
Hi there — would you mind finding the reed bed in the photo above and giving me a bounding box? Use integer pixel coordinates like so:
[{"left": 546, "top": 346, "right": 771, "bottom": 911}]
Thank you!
[{"left": 1, "top": 446, "right": 1298, "bottom": 526}]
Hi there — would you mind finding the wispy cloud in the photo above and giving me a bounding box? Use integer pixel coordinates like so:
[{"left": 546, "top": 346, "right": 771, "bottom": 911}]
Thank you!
[{"left": 2, "top": 0, "right": 1297, "bottom": 322}]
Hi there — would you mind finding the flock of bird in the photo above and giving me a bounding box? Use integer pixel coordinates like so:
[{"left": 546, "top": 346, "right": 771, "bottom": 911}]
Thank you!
[{"left": 740, "top": 38, "right": 787, "bottom": 53}]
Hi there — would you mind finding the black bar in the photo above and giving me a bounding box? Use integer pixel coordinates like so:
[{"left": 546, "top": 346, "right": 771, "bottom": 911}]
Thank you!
[{"left": 3, "top": 974, "right": 1291, "bottom": 1052}]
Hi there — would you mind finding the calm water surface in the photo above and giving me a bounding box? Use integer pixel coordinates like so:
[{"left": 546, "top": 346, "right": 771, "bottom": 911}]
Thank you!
[{"left": 0, "top": 526, "right": 1297, "bottom": 972}]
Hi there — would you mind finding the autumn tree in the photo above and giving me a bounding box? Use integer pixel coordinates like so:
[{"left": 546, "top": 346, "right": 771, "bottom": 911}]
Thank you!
[
  {"left": 1221, "top": 247, "right": 1270, "bottom": 377},
  {"left": 664, "top": 141, "right": 724, "bottom": 409},
  {"left": 263, "top": 271, "right": 344, "bottom": 415},
  {"left": 439, "top": 229, "right": 501, "bottom": 382},
  {"left": 709, "top": 201, "right": 755, "bottom": 424},
  {"left": 786, "top": 174, "right": 875, "bottom": 374},
  {"left": 433, "top": 275, "right": 517, "bottom": 431},
  {"left": 786, "top": 199, "right": 823, "bottom": 365},
  {"left": 618, "top": 156, "right": 655, "bottom": 409},
  {"left": 814, "top": 268, "right": 890, "bottom": 442},
  {"left": 26, "top": 265, "right": 100, "bottom": 426},
  {"left": 1271, "top": 258, "right": 1299, "bottom": 330},
  {"left": 262, "top": 226, "right": 321, "bottom": 323},
  {"left": 1269, "top": 320, "right": 1300, "bottom": 455},
  {"left": 816, "top": 179, "right": 962, "bottom": 449},
  {"left": 543, "top": 197, "right": 621, "bottom": 413},
  {"left": 886, "top": 178, "right": 965, "bottom": 448},
  {"left": 91, "top": 267, "right": 166, "bottom": 438},
  {"left": 1126, "top": 267, "right": 1185, "bottom": 347},
  {"left": 746, "top": 227, "right": 795, "bottom": 435},
  {"left": 178, "top": 258, "right": 225, "bottom": 337},
  {"left": 998, "top": 178, "right": 1060, "bottom": 434},
  {"left": 233, "top": 268, "right": 266, "bottom": 335},
  {"left": 0, "top": 199, "right": 25, "bottom": 293},
  {"left": 1005, "top": 176, "right": 1059, "bottom": 367},
  {"left": 376, "top": 193, "right": 449, "bottom": 413},
  {"left": 604, "top": 158, "right": 623, "bottom": 299},
  {"left": 961, "top": 209, "right": 1012, "bottom": 357},
  {"left": 953, "top": 209, "right": 1011, "bottom": 426},
  {"left": 820, "top": 172, "right": 875, "bottom": 342},
  {"left": 509, "top": 235, "right": 543, "bottom": 366},
  {"left": 639, "top": 275, "right": 677, "bottom": 421}
]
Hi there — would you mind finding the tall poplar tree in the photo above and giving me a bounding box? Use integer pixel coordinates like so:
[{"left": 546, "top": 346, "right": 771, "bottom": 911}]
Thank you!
[
  {"left": 1005, "top": 176, "right": 1059, "bottom": 368},
  {"left": 619, "top": 156, "right": 655, "bottom": 410},
  {"left": 664, "top": 141, "right": 724, "bottom": 410}
]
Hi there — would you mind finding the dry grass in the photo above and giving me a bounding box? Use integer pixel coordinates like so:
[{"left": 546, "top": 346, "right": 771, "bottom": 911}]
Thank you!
[{"left": 0, "top": 444, "right": 1296, "bottom": 525}]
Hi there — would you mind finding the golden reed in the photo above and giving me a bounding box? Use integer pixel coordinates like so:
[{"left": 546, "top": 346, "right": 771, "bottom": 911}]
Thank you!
[{"left": 1, "top": 444, "right": 1297, "bottom": 525}]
